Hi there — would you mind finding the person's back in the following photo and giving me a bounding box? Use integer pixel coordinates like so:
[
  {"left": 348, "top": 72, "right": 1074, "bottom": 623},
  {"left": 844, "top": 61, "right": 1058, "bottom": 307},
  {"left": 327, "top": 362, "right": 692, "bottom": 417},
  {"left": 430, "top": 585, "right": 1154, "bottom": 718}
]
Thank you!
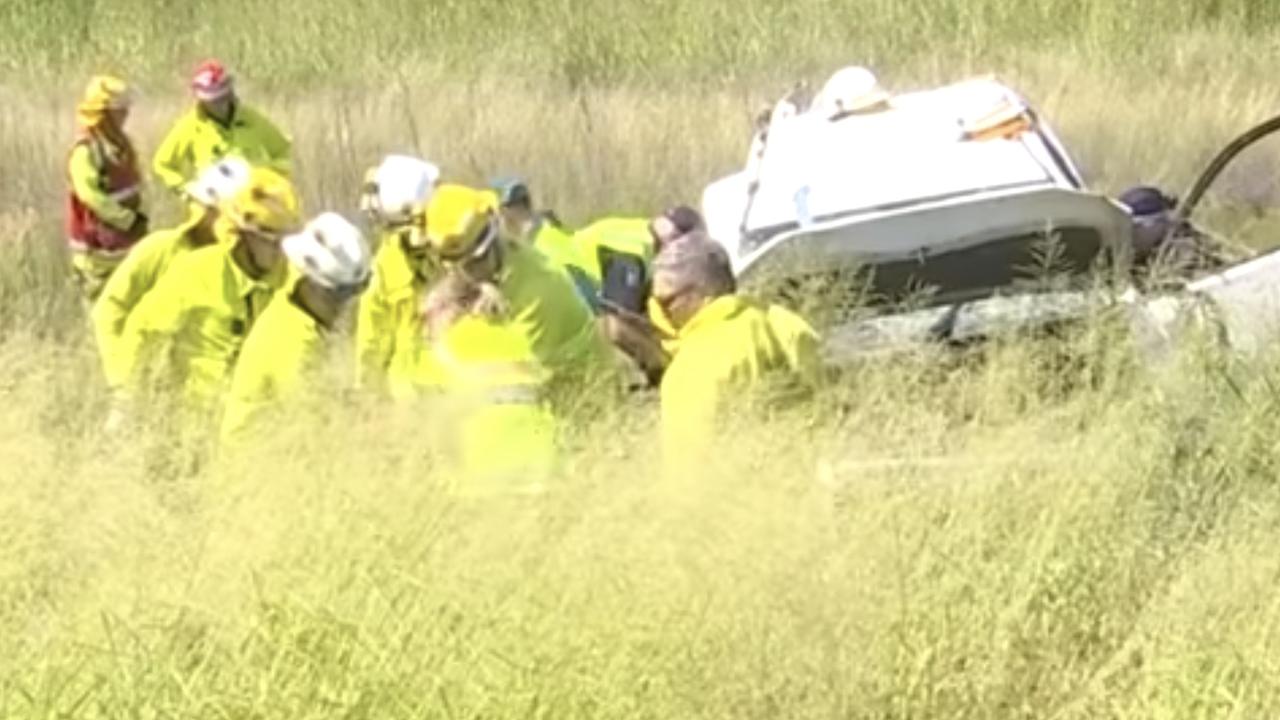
[
  {"left": 498, "top": 240, "right": 618, "bottom": 394},
  {"left": 118, "top": 241, "right": 282, "bottom": 407},
  {"left": 661, "top": 295, "right": 803, "bottom": 462},
  {"left": 221, "top": 291, "right": 327, "bottom": 441}
]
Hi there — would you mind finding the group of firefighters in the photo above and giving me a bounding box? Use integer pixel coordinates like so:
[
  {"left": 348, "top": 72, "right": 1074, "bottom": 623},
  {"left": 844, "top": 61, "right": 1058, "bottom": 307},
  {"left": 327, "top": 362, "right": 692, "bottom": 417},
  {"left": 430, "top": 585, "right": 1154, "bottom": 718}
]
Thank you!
[{"left": 65, "top": 62, "right": 822, "bottom": 493}]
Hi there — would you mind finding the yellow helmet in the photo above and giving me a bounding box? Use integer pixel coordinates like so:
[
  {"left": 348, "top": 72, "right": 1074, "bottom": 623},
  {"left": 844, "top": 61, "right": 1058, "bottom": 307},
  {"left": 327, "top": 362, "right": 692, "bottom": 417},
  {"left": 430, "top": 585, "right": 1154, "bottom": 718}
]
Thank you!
[
  {"left": 76, "top": 75, "right": 132, "bottom": 129},
  {"left": 220, "top": 167, "right": 302, "bottom": 237},
  {"left": 421, "top": 184, "right": 500, "bottom": 261}
]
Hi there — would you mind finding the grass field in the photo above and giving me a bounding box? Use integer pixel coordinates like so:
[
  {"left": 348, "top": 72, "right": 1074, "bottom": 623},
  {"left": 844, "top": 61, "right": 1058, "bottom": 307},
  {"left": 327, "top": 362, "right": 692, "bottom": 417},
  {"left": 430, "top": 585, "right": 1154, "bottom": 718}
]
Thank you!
[{"left": 5, "top": 1, "right": 1280, "bottom": 717}]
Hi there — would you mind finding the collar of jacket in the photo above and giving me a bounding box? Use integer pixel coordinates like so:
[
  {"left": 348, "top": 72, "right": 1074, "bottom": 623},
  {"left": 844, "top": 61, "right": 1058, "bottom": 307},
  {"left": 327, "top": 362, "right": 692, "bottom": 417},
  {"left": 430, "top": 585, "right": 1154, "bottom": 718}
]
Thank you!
[
  {"left": 196, "top": 100, "right": 243, "bottom": 129},
  {"left": 226, "top": 244, "right": 283, "bottom": 299},
  {"left": 287, "top": 287, "right": 332, "bottom": 333},
  {"left": 172, "top": 212, "right": 210, "bottom": 244},
  {"left": 679, "top": 294, "right": 753, "bottom": 340}
]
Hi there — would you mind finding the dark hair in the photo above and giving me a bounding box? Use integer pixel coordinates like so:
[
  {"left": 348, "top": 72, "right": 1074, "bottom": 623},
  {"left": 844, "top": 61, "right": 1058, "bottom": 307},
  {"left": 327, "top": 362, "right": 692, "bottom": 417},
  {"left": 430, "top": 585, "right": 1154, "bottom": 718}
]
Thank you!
[
  {"left": 1118, "top": 185, "right": 1177, "bottom": 217},
  {"left": 664, "top": 205, "right": 705, "bottom": 235}
]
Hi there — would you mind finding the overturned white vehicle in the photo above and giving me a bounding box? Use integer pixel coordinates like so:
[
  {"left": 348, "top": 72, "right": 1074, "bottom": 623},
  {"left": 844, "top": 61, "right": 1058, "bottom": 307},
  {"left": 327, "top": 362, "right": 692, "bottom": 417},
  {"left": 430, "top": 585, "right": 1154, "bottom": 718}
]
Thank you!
[{"left": 701, "top": 67, "right": 1280, "bottom": 361}]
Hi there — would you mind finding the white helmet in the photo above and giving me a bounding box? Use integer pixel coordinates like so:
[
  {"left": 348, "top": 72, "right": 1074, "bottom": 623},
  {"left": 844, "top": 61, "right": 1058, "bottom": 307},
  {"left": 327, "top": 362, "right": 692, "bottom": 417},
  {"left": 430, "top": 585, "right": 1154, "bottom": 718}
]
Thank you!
[
  {"left": 282, "top": 212, "right": 372, "bottom": 292},
  {"left": 184, "top": 157, "right": 252, "bottom": 208},
  {"left": 817, "top": 66, "right": 891, "bottom": 119},
  {"left": 360, "top": 154, "right": 442, "bottom": 227}
]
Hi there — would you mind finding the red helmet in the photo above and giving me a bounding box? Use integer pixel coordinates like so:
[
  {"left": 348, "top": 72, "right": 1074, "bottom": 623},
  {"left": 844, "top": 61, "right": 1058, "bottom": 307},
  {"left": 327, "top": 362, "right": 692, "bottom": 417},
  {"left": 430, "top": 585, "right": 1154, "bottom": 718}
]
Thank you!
[{"left": 191, "top": 59, "right": 233, "bottom": 101}]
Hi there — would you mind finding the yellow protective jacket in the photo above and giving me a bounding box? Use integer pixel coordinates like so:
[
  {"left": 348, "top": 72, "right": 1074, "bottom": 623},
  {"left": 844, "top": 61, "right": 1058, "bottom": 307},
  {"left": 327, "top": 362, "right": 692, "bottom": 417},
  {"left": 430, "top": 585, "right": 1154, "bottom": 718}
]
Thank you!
[
  {"left": 496, "top": 240, "right": 617, "bottom": 395},
  {"left": 765, "top": 303, "right": 824, "bottom": 390},
  {"left": 356, "top": 232, "right": 438, "bottom": 396},
  {"left": 221, "top": 292, "right": 327, "bottom": 442},
  {"left": 660, "top": 295, "right": 820, "bottom": 468},
  {"left": 528, "top": 219, "right": 588, "bottom": 290},
  {"left": 91, "top": 217, "right": 223, "bottom": 386},
  {"left": 152, "top": 103, "right": 292, "bottom": 192},
  {"left": 416, "top": 315, "right": 558, "bottom": 497},
  {"left": 115, "top": 241, "right": 284, "bottom": 409}
]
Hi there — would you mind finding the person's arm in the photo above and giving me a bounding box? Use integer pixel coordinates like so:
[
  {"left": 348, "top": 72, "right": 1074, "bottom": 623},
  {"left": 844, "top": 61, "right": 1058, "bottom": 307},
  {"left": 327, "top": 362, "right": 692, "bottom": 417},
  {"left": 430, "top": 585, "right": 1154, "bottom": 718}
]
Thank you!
[
  {"left": 69, "top": 144, "right": 138, "bottom": 230},
  {"left": 354, "top": 283, "right": 394, "bottom": 392},
  {"left": 90, "top": 236, "right": 164, "bottom": 382},
  {"left": 253, "top": 109, "right": 293, "bottom": 177},
  {"left": 790, "top": 326, "right": 823, "bottom": 391},
  {"left": 151, "top": 116, "right": 192, "bottom": 193},
  {"left": 768, "top": 306, "right": 823, "bottom": 391},
  {"left": 220, "top": 340, "right": 280, "bottom": 444},
  {"left": 660, "top": 359, "right": 721, "bottom": 473},
  {"left": 112, "top": 262, "right": 191, "bottom": 392}
]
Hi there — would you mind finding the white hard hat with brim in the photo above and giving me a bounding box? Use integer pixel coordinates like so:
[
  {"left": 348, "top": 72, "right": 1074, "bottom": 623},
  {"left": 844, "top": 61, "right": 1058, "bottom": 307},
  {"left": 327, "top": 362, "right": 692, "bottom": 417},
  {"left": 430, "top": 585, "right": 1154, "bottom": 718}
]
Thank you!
[
  {"left": 185, "top": 157, "right": 253, "bottom": 209},
  {"left": 283, "top": 212, "right": 373, "bottom": 291}
]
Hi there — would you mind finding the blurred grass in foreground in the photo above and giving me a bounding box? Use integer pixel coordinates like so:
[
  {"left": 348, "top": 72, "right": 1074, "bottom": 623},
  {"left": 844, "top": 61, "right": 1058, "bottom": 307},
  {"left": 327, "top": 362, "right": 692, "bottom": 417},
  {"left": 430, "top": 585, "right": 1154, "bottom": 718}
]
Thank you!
[{"left": 5, "top": 0, "right": 1280, "bottom": 717}]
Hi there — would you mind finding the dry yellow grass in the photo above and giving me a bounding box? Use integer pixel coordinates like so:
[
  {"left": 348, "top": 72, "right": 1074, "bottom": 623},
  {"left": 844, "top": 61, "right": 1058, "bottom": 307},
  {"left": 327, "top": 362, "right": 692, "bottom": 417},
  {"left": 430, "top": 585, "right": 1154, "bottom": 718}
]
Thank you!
[{"left": 5, "top": 2, "right": 1280, "bottom": 717}]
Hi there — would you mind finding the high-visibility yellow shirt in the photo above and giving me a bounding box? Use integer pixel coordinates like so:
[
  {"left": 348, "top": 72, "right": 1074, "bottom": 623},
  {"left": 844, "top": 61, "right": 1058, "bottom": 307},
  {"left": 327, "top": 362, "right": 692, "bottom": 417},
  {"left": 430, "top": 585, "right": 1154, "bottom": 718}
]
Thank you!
[
  {"left": 151, "top": 103, "right": 292, "bottom": 192},
  {"left": 115, "top": 242, "right": 284, "bottom": 408},
  {"left": 660, "top": 295, "right": 819, "bottom": 468},
  {"left": 356, "top": 231, "right": 440, "bottom": 396},
  {"left": 91, "top": 217, "right": 224, "bottom": 386},
  {"left": 497, "top": 240, "right": 617, "bottom": 392},
  {"left": 415, "top": 314, "right": 558, "bottom": 498},
  {"left": 221, "top": 293, "right": 326, "bottom": 442}
]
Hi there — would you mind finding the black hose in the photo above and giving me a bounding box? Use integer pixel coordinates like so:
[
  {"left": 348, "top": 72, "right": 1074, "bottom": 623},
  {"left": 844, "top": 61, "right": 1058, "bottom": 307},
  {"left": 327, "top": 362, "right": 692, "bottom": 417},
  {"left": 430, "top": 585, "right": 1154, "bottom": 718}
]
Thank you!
[{"left": 1175, "top": 113, "right": 1280, "bottom": 225}]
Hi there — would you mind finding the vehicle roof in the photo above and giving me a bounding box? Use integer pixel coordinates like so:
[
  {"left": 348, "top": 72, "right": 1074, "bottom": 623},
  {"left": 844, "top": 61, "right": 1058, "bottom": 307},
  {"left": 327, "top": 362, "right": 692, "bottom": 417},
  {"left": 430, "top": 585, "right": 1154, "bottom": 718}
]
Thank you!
[{"left": 739, "top": 77, "right": 1078, "bottom": 235}]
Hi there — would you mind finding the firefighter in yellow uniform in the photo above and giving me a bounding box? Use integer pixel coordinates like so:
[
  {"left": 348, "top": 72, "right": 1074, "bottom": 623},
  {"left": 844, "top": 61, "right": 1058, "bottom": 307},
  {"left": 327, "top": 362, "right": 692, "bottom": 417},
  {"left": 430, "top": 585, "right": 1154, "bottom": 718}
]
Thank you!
[
  {"left": 152, "top": 59, "right": 292, "bottom": 195},
  {"left": 92, "top": 158, "right": 250, "bottom": 386},
  {"left": 65, "top": 75, "right": 148, "bottom": 300},
  {"left": 415, "top": 274, "right": 558, "bottom": 497},
  {"left": 415, "top": 184, "right": 618, "bottom": 403},
  {"left": 652, "top": 233, "right": 821, "bottom": 468},
  {"left": 354, "top": 154, "right": 443, "bottom": 395},
  {"left": 113, "top": 167, "right": 301, "bottom": 415},
  {"left": 222, "top": 213, "right": 372, "bottom": 442}
]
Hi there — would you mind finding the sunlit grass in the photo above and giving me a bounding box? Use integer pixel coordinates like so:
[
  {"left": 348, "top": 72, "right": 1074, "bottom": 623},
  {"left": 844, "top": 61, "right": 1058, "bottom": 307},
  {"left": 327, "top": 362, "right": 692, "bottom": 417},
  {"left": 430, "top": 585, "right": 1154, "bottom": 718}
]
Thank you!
[{"left": 4, "top": 1, "right": 1280, "bottom": 717}]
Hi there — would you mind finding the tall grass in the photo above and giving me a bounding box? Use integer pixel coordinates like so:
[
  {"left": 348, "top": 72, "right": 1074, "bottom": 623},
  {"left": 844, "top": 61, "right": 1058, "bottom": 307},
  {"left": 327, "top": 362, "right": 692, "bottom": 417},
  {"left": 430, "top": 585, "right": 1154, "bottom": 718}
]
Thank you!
[{"left": 5, "top": 1, "right": 1280, "bottom": 717}]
